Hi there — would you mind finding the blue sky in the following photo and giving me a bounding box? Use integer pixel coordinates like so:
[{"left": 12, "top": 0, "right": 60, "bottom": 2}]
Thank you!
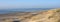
[{"left": 0, "top": 0, "right": 60, "bottom": 9}]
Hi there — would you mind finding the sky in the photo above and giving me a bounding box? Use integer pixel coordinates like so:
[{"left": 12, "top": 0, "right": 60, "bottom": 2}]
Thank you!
[{"left": 0, "top": 0, "right": 60, "bottom": 9}]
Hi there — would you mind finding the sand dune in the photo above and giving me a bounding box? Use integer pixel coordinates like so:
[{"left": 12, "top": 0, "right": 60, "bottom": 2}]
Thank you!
[{"left": 0, "top": 8, "right": 60, "bottom": 22}]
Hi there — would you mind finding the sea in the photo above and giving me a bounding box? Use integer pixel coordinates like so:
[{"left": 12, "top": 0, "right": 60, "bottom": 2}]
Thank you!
[{"left": 0, "top": 8, "right": 54, "bottom": 14}]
